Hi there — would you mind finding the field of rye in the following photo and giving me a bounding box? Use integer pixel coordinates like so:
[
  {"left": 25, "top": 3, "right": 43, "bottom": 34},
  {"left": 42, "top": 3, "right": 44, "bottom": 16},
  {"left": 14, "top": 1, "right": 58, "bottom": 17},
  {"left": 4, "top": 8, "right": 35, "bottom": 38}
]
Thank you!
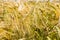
[{"left": 0, "top": 0, "right": 60, "bottom": 40}]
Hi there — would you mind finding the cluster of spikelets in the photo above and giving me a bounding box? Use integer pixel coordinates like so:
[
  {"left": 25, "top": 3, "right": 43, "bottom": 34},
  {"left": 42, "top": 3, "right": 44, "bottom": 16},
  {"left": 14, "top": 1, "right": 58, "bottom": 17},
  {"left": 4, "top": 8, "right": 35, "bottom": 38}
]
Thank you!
[{"left": 0, "top": 1, "right": 60, "bottom": 40}]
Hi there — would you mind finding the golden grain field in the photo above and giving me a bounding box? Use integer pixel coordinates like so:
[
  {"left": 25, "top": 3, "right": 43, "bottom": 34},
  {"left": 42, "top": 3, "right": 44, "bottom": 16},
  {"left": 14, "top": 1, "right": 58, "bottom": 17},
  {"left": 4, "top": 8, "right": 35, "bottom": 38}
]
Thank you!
[{"left": 0, "top": 0, "right": 60, "bottom": 40}]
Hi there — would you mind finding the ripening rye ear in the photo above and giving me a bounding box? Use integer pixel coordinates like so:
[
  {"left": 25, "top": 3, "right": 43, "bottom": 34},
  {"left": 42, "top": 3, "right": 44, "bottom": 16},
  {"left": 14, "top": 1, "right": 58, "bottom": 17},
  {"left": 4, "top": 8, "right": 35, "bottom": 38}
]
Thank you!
[
  {"left": 48, "top": 2, "right": 60, "bottom": 18},
  {"left": 55, "top": 9, "right": 60, "bottom": 18},
  {"left": 0, "top": 8, "right": 3, "bottom": 14},
  {"left": 18, "top": 2, "right": 30, "bottom": 17}
]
